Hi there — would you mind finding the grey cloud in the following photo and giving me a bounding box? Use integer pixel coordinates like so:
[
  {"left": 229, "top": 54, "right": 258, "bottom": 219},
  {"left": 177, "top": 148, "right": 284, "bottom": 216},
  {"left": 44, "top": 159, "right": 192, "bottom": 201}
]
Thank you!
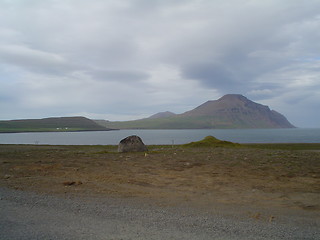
[
  {"left": 88, "top": 69, "right": 150, "bottom": 82},
  {"left": 78, "top": 39, "right": 141, "bottom": 69},
  {"left": 163, "top": 1, "right": 320, "bottom": 93},
  {"left": 0, "top": 0, "right": 320, "bottom": 126},
  {"left": 0, "top": 44, "right": 78, "bottom": 75},
  {"left": 180, "top": 48, "right": 286, "bottom": 93},
  {"left": 181, "top": 62, "right": 239, "bottom": 91}
]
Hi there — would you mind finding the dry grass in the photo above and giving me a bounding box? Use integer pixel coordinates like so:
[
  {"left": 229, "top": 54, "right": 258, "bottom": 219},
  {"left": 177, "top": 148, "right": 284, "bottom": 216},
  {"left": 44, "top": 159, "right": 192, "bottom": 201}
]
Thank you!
[{"left": 1, "top": 144, "right": 319, "bottom": 211}]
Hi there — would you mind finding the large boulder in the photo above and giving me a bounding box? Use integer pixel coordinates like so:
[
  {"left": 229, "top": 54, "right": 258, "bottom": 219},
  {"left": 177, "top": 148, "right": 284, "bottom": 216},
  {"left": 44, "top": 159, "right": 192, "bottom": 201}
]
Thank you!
[{"left": 118, "top": 135, "right": 148, "bottom": 153}]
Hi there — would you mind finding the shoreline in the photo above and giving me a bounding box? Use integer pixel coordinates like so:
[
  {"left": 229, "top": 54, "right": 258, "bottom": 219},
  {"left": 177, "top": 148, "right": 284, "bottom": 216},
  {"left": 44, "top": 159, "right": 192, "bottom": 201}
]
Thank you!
[
  {"left": 0, "top": 129, "right": 117, "bottom": 134},
  {"left": 1, "top": 142, "right": 320, "bottom": 148},
  {"left": 0, "top": 127, "right": 304, "bottom": 134}
]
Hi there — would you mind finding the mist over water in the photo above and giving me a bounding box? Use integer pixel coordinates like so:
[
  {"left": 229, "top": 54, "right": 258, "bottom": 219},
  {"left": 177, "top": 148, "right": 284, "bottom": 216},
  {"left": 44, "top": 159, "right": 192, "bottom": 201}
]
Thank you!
[{"left": 0, "top": 128, "right": 320, "bottom": 145}]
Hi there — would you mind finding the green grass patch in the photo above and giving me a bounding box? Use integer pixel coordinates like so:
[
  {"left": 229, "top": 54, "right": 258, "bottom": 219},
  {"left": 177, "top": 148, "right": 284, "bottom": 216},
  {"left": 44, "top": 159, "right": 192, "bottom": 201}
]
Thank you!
[
  {"left": 182, "top": 136, "right": 241, "bottom": 148},
  {"left": 245, "top": 143, "right": 320, "bottom": 151}
]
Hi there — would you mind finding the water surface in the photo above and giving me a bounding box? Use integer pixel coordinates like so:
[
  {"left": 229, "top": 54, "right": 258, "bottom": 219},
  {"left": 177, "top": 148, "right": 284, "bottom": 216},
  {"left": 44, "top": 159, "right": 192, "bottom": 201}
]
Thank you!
[{"left": 0, "top": 128, "right": 319, "bottom": 145}]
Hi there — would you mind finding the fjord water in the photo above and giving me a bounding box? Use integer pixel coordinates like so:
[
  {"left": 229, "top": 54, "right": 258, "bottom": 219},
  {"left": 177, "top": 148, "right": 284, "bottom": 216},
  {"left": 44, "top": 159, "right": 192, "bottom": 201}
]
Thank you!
[{"left": 0, "top": 128, "right": 319, "bottom": 145}]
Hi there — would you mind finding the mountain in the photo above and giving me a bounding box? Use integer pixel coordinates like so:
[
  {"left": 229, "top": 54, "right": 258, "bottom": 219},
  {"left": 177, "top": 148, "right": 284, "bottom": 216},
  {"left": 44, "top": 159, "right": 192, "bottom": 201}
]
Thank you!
[
  {"left": 148, "top": 111, "right": 176, "bottom": 119},
  {"left": 97, "top": 94, "right": 295, "bottom": 129},
  {"left": 180, "top": 94, "right": 295, "bottom": 128},
  {"left": 0, "top": 116, "right": 112, "bottom": 133}
]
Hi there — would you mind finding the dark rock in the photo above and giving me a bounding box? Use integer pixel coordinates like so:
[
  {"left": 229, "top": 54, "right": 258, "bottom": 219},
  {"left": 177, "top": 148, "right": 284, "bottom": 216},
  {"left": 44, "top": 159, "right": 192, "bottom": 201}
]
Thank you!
[
  {"left": 118, "top": 135, "right": 148, "bottom": 153},
  {"left": 63, "top": 181, "right": 76, "bottom": 186},
  {"left": 63, "top": 181, "right": 82, "bottom": 186}
]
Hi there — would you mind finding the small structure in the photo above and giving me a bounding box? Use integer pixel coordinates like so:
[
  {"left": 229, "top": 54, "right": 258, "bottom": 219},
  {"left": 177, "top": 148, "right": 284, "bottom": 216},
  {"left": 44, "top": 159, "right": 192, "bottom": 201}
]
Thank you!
[{"left": 118, "top": 135, "right": 148, "bottom": 153}]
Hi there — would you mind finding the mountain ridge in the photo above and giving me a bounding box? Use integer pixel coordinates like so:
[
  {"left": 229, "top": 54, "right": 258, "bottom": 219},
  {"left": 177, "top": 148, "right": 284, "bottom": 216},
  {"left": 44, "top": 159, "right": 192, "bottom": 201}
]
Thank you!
[
  {"left": 0, "top": 95, "right": 295, "bottom": 131},
  {"left": 97, "top": 94, "right": 295, "bottom": 129},
  {"left": 0, "top": 116, "right": 112, "bottom": 133},
  {"left": 148, "top": 111, "right": 177, "bottom": 119}
]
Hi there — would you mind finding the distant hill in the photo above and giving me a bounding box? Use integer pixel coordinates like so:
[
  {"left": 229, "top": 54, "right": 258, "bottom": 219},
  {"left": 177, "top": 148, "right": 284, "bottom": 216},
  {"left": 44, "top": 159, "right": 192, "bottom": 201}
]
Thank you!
[
  {"left": 96, "top": 94, "right": 295, "bottom": 129},
  {"left": 148, "top": 111, "right": 176, "bottom": 119},
  {"left": 0, "top": 116, "right": 112, "bottom": 133}
]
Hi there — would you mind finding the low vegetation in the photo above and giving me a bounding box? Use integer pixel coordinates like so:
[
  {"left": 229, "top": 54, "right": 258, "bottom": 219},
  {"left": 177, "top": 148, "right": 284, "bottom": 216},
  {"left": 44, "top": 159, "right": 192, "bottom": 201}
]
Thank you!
[
  {"left": 1, "top": 142, "right": 319, "bottom": 211},
  {"left": 245, "top": 143, "right": 320, "bottom": 151},
  {"left": 182, "top": 136, "right": 241, "bottom": 148}
]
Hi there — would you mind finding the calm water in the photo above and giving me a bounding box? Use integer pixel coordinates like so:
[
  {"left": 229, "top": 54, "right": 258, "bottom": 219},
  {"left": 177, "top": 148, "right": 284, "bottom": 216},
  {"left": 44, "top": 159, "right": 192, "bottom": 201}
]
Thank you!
[{"left": 0, "top": 128, "right": 319, "bottom": 145}]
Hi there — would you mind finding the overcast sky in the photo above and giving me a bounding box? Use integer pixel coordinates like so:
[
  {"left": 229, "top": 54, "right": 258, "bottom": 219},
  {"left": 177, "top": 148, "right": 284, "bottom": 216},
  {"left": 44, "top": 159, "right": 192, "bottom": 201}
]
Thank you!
[{"left": 1, "top": 0, "right": 320, "bottom": 127}]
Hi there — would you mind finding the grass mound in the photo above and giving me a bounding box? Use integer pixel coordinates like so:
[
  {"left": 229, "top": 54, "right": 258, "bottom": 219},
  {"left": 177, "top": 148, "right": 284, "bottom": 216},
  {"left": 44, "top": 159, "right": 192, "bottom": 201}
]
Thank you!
[{"left": 183, "top": 136, "right": 240, "bottom": 148}]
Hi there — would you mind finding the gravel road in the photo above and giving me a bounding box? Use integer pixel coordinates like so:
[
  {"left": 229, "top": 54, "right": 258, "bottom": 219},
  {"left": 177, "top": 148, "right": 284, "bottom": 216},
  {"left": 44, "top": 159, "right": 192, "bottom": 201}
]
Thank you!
[{"left": 0, "top": 187, "right": 319, "bottom": 240}]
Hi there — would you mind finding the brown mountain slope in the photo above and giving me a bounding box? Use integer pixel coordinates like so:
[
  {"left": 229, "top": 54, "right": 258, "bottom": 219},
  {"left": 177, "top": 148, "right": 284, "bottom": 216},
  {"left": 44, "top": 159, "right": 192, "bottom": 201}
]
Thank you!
[{"left": 180, "top": 94, "right": 295, "bottom": 128}]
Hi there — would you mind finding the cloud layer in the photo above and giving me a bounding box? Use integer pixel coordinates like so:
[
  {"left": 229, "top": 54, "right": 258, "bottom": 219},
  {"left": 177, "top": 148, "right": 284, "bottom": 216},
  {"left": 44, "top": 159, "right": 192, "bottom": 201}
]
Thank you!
[{"left": 1, "top": 0, "right": 320, "bottom": 127}]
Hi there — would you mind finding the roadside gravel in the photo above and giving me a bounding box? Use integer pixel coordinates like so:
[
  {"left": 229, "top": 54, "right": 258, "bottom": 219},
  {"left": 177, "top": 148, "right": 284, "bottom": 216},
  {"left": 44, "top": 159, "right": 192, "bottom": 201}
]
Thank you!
[{"left": 0, "top": 187, "right": 319, "bottom": 240}]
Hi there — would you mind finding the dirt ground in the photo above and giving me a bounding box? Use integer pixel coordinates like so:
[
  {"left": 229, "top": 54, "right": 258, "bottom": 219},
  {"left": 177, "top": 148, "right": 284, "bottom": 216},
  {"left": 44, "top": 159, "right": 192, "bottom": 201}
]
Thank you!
[{"left": 1, "top": 144, "right": 319, "bottom": 215}]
